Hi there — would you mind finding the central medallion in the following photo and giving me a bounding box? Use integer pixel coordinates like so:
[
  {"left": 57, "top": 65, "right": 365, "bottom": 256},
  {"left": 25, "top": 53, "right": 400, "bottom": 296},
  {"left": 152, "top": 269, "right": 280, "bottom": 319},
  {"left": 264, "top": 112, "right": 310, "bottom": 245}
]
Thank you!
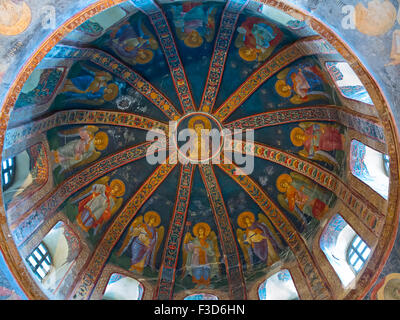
[{"left": 174, "top": 112, "right": 224, "bottom": 164}]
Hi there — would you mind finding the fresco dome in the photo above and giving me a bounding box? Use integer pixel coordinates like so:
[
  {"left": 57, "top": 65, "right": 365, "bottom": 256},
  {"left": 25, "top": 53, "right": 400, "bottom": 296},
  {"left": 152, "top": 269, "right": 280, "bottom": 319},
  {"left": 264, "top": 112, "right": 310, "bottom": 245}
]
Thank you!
[{"left": 0, "top": 0, "right": 399, "bottom": 300}]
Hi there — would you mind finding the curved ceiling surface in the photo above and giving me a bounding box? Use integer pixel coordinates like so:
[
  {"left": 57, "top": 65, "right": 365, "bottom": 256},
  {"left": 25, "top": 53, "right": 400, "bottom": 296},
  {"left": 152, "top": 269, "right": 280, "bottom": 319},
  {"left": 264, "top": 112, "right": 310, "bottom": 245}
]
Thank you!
[{"left": 0, "top": 0, "right": 399, "bottom": 300}]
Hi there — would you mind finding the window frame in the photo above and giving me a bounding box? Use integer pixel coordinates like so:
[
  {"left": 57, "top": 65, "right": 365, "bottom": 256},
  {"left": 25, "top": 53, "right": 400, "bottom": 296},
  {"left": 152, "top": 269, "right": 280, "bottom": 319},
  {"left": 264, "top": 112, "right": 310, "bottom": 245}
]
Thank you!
[
  {"left": 325, "top": 61, "right": 374, "bottom": 106},
  {"left": 26, "top": 242, "right": 52, "bottom": 281},
  {"left": 346, "top": 235, "right": 370, "bottom": 274},
  {"left": 2, "top": 157, "right": 16, "bottom": 191}
]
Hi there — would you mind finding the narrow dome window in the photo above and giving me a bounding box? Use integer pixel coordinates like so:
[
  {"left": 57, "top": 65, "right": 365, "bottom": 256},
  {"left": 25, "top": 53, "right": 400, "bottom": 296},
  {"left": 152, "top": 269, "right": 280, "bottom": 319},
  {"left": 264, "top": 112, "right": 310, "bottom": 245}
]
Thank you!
[
  {"left": 258, "top": 269, "right": 299, "bottom": 300},
  {"left": 1, "top": 157, "right": 16, "bottom": 191},
  {"left": 326, "top": 61, "right": 373, "bottom": 105},
  {"left": 26, "top": 242, "right": 52, "bottom": 281},
  {"left": 347, "top": 235, "right": 371, "bottom": 274},
  {"left": 102, "top": 273, "right": 144, "bottom": 300},
  {"left": 320, "top": 214, "right": 371, "bottom": 287},
  {"left": 350, "top": 139, "right": 389, "bottom": 199}
]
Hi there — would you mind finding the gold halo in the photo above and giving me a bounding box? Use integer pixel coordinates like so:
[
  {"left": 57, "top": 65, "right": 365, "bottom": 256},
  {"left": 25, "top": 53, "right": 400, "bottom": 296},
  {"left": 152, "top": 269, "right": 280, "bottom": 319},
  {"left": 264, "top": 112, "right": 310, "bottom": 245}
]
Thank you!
[
  {"left": 290, "top": 127, "right": 305, "bottom": 147},
  {"left": 144, "top": 211, "right": 161, "bottom": 227},
  {"left": 0, "top": 1, "right": 32, "bottom": 36},
  {"left": 383, "top": 278, "right": 400, "bottom": 300},
  {"left": 184, "top": 30, "right": 203, "bottom": 48},
  {"left": 188, "top": 115, "right": 212, "bottom": 130},
  {"left": 104, "top": 83, "right": 119, "bottom": 101},
  {"left": 193, "top": 222, "right": 211, "bottom": 238},
  {"left": 110, "top": 179, "right": 126, "bottom": 197},
  {"left": 239, "top": 46, "right": 258, "bottom": 62},
  {"left": 135, "top": 49, "right": 154, "bottom": 64},
  {"left": 94, "top": 131, "right": 109, "bottom": 150},
  {"left": 275, "top": 79, "right": 292, "bottom": 98},
  {"left": 276, "top": 174, "right": 293, "bottom": 193},
  {"left": 237, "top": 211, "right": 255, "bottom": 229}
]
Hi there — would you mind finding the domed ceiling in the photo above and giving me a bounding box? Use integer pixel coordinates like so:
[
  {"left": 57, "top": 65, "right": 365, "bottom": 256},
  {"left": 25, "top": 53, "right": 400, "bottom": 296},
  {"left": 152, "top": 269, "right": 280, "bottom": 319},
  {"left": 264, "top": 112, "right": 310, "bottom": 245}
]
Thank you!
[{"left": 0, "top": 0, "right": 399, "bottom": 300}]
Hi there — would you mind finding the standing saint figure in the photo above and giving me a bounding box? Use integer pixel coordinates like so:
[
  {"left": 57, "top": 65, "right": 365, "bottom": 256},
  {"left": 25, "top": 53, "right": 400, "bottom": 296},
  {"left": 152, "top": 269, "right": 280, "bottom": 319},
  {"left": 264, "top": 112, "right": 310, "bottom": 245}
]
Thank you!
[
  {"left": 117, "top": 211, "right": 164, "bottom": 274},
  {"left": 290, "top": 122, "right": 345, "bottom": 167},
  {"left": 182, "top": 222, "right": 220, "bottom": 287},
  {"left": 73, "top": 177, "right": 125, "bottom": 234},
  {"left": 186, "top": 115, "right": 213, "bottom": 162},
  {"left": 236, "top": 211, "right": 281, "bottom": 270},
  {"left": 52, "top": 126, "right": 109, "bottom": 173}
]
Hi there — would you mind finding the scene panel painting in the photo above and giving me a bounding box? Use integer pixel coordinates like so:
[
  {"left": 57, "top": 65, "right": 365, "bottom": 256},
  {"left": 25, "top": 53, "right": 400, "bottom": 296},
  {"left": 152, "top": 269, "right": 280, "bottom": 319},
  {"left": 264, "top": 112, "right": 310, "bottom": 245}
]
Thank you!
[
  {"left": 47, "top": 124, "right": 149, "bottom": 185},
  {"left": 90, "top": 10, "right": 182, "bottom": 113},
  {"left": 212, "top": 165, "right": 288, "bottom": 284},
  {"left": 174, "top": 167, "right": 227, "bottom": 295},
  {"left": 59, "top": 157, "right": 159, "bottom": 248},
  {"left": 225, "top": 57, "right": 338, "bottom": 123},
  {"left": 49, "top": 60, "right": 170, "bottom": 122},
  {"left": 107, "top": 165, "right": 180, "bottom": 285},
  {"left": 213, "top": 9, "right": 297, "bottom": 110},
  {"left": 161, "top": 1, "right": 224, "bottom": 107},
  {"left": 253, "top": 121, "right": 348, "bottom": 176}
]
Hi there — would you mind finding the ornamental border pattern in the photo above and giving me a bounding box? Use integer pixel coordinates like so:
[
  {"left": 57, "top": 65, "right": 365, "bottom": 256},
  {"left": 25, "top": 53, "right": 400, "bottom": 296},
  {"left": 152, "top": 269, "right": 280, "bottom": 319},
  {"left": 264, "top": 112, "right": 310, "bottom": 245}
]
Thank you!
[
  {"left": 224, "top": 105, "right": 385, "bottom": 143},
  {"left": 199, "top": 0, "right": 250, "bottom": 113},
  {"left": 199, "top": 164, "right": 247, "bottom": 299},
  {"left": 213, "top": 37, "right": 337, "bottom": 121},
  {"left": 11, "top": 142, "right": 154, "bottom": 246},
  {"left": 154, "top": 163, "right": 194, "bottom": 300},
  {"left": 131, "top": 0, "right": 196, "bottom": 113},
  {"left": 47, "top": 45, "right": 181, "bottom": 120},
  {"left": 71, "top": 160, "right": 177, "bottom": 300},
  {"left": 217, "top": 161, "right": 333, "bottom": 299},
  {"left": 4, "top": 109, "right": 168, "bottom": 152},
  {"left": 228, "top": 140, "right": 384, "bottom": 237},
  {"left": 0, "top": 0, "right": 398, "bottom": 300}
]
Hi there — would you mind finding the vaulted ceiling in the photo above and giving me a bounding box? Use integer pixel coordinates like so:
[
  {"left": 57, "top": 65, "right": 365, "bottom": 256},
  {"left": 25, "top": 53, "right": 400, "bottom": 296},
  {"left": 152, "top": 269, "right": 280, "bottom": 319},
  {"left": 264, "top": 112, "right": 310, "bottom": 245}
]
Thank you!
[{"left": 0, "top": 0, "right": 399, "bottom": 300}]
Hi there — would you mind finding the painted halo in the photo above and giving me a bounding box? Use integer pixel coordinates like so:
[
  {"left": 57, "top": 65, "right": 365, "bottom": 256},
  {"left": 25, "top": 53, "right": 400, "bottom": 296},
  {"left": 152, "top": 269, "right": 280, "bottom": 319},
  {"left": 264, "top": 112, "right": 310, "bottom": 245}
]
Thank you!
[
  {"left": 276, "top": 173, "right": 293, "bottom": 193},
  {"left": 109, "top": 179, "right": 126, "bottom": 197},
  {"left": 237, "top": 211, "right": 256, "bottom": 229},
  {"left": 144, "top": 211, "right": 161, "bottom": 227},
  {"left": 193, "top": 222, "right": 211, "bottom": 238}
]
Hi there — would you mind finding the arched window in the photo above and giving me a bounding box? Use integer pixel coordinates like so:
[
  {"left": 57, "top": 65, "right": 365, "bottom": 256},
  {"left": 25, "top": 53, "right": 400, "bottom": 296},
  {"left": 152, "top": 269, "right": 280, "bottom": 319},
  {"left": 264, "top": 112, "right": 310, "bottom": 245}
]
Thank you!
[
  {"left": 26, "top": 243, "right": 52, "bottom": 281},
  {"left": 347, "top": 235, "right": 371, "bottom": 274},
  {"left": 320, "top": 214, "right": 371, "bottom": 287},
  {"left": 102, "top": 273, "right": 144, "bottom": 300},
  {"left": 325, "top": 61, "right": 373, "bottom": 105},
  {"left": 350, "top": 140, "right": 389, "bottom": 199},
  {"left": 258, "top": 269, "right": 299, "bottom": 300},
  {"left": 26, "top": 221, "right": 80, "bottom": 297},
  {"left": 1, "top": 157, "right": 16, "bottom": 191}
]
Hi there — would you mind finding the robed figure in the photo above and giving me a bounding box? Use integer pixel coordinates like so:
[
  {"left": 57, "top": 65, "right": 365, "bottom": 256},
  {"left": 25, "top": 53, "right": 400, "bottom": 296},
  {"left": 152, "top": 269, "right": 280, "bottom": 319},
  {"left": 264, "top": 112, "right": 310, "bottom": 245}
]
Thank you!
[
  {"left": 182, "top": 222, "right": 220, "bottom": 287},
  {"left": 72, "top": 177, "right": 125, "bottom": 234},
  {"left": 237, "top": 212, "right": 282, "bottom": 271},
  {"left": 117, "top": 211, "right": 164, "bottom": 274}
]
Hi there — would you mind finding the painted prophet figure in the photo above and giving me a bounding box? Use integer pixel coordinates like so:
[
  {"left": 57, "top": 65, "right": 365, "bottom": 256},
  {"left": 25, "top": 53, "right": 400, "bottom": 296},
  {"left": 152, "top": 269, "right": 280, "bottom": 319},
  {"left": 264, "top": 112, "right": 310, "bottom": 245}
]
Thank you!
[{"left": 117, "top": 211, "right": 164, "bottom": 274}]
